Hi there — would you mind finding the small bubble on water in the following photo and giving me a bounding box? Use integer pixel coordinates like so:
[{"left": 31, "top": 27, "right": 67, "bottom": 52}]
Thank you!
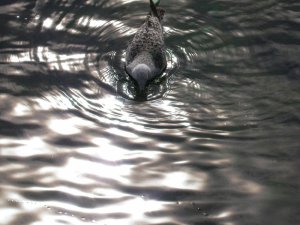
[
  {"left": 202, "top": 212, "right": 209, "bottom": 216},
  {"left": 8, "top": 199, "right": 14, "bottom": 204}
]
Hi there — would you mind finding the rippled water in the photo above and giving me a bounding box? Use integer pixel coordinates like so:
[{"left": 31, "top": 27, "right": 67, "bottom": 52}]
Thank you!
[{"left": 1, "top": 0, "right": 300, "bottom": 224}]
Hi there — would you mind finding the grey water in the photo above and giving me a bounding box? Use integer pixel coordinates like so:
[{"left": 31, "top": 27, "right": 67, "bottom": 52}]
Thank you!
[{"left": 0, "top": 0, "right": 300, "bottom": 224}]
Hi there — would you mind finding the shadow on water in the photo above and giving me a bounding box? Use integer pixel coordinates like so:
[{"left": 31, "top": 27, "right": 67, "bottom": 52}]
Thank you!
[{"left": 1, "top": 0, "right": 300, "bottom": 225}]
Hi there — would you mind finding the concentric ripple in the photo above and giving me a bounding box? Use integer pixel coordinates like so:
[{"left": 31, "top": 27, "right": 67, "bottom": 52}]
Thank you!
[{"left": 1, "top": 0, "right": 300, "bottom": 225}]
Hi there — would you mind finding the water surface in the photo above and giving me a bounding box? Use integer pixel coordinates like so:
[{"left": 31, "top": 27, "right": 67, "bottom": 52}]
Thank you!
[{"left": 1, "top": 0, "right": 300, "bottom": 224}]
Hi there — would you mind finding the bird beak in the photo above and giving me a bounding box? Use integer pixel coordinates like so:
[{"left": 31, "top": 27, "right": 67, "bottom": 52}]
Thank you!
[{"left": 135, "top": 85, "right": 147, "bottom": 101}]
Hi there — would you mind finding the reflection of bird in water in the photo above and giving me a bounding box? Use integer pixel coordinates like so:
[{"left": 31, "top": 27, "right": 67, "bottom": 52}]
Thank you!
[{"left": 125, "top": 0, "right": 166, "bottom": 98}]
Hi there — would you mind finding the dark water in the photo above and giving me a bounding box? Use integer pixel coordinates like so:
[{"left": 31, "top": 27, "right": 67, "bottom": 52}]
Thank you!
[{"left": 1, "top": 0, "right": 300, "bottom": 224}]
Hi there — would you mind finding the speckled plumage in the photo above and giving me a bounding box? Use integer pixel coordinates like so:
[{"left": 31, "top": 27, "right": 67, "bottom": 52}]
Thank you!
[{"left": 125, "top": 2, "right": 166, "bottom": 91}]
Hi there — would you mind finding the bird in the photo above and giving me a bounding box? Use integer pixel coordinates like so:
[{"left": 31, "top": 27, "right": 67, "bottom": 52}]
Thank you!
[{"left": 125, "top": 0, "right": 166, "bottom": 98}]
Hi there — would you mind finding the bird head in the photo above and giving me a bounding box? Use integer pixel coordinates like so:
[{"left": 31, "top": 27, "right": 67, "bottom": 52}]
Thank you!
[{"left": 131, "top": 64, "right": 152, "bottom": 93}]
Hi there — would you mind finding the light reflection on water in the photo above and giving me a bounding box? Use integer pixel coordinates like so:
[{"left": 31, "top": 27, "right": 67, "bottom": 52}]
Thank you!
[{"left": 1, "top": 0, "right": 300, "bottom": 224}]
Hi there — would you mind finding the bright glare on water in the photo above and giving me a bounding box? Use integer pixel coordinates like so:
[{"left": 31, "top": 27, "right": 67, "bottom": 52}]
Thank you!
[{"left": 0, "top": 0, "right": 299, "bottom": 225}]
